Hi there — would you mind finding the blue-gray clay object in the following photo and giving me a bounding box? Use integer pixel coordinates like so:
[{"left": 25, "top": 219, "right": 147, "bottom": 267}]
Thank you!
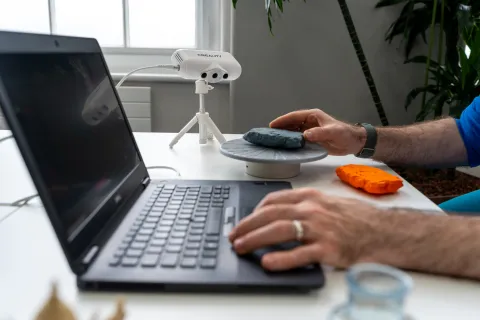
[{"left": 243, "top": 128, "right": 305, "bottom": 149}]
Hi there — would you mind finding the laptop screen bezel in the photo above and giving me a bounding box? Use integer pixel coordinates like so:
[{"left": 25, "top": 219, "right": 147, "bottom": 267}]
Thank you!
[{"left": 0, "top": 31, "right": 150, "bottom": 273}]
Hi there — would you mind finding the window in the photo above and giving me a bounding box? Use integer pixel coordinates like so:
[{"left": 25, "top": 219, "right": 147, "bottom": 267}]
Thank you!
[{"left": 0, "top": 0, "right": 229, "bottom": 77}]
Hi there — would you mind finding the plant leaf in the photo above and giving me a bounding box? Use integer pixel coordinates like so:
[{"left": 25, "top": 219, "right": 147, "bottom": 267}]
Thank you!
[
  {"left": 275, "top": 0, "right": 284, "bottom": 12},
  {"left": 404, "top": 85, "right": 439, "bottom": 110},
  {"left": 232, "top": 0, "right": 238, "bottom": 9}
]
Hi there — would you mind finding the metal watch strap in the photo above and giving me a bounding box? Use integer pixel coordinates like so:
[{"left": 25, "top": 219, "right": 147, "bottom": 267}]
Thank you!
[{"left": 355, "top": 123, "right": 377, "bottom": 158}]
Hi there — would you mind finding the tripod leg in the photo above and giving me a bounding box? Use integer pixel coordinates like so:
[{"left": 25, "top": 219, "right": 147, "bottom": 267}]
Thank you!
[
  {"left": 169, "top": 115, "right": 198, "bottom": 148},
  {"left": 203, "top": 115, "right": 226, "bottom": 144},
  {"left": 198, "top": 117, "right": 208, "bottom": 144}
]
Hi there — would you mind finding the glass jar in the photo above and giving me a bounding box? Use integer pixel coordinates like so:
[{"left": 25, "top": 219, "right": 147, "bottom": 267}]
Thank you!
[{"left": 328, "top": 263, "right": 414, "bottom": 320}]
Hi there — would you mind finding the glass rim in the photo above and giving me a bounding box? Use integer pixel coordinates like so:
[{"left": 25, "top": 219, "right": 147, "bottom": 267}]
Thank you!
[{"left": 346, "top": 263, "right": 414, "bottom": 298}]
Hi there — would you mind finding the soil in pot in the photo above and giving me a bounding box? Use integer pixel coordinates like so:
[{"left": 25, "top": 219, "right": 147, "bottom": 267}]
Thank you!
[{"left": 390, "top": 167, "right": 480, "bottom": 204}]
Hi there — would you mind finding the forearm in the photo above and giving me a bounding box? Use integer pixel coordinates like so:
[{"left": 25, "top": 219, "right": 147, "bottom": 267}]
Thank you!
[
  {"left": 363, "top": 209, "right": 480, "bottom": 280},
  {"left": 360, "top": 118, "right": 468, "bottom": 167}
]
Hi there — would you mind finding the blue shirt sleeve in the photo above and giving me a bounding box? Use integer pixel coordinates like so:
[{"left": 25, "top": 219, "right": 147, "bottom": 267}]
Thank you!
[{"left": 455, "top": 96, "right": 480, "bottom": 167}]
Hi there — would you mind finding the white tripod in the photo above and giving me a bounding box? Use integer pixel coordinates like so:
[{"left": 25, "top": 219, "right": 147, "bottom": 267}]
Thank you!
[{"left": 169, "top": 79, "right": 226, "bottom": 148}]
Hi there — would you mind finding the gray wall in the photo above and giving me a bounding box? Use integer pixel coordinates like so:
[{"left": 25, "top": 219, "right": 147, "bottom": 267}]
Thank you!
[
  {"left": 121, "top": 80, "right": 231, "bottom": 133},
  {"left": 230, "top": 0, "right": 427, "bottom": 133}
]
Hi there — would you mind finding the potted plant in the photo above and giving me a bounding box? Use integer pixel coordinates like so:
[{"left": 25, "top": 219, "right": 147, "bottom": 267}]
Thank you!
[{"left": 375, "top": 0, "right": 480, "bottom": 203}]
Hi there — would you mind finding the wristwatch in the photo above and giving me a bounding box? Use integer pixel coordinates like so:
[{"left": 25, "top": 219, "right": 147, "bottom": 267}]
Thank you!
[{"left": 354, "top": 123, "right": 377, "bottom": 158}]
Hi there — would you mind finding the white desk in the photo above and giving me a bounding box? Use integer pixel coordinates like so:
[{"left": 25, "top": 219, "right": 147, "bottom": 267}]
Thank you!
[{"left": 1, "top": 129, "right": 479, "bottom": 320}]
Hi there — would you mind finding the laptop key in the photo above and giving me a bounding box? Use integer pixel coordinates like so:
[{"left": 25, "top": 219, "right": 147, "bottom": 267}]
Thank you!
[
  {"left": 153, "top": 232, "right": 169, "bottom": 239},
  {"left": 141, "top": 254, "right": 160, "bottom": 268},
  {"left": 157, "top": 226, "right": 171, "bottom": 232},
  {"left": 163, "top": 215, "right": 176, "bottom": 221},
  {"left": 138, "top": 228, "right": 154, "bottom": 236},
  {"left": 169, "top": 238, "right": 184, "bottom": 245},
  {"left": 188, "top": 235, "right": 202, "bottom": 242},
  {"left": 114, "top": 249, "right": 124, "bottom": 257},
  {"left": 202, "top": 250, "right": 217, "bottom": 258},
  {"left": 181, "top": 257, "right": 197, "bottom": 268},
  {"left": 175, "top": 225, "right": 188, "bottom": 231},
  {"left": 200, "top": 186, "right": 213, "bottom": 193},
  {"left": 206, "top": 208, "right": 222, "bottom": 235},
  {"left": 160, "top": 220, "right": 174, "bottom": 226},
  {"left": 204, "top": 242, "right": 218, "bottom": 250},
  {"left": 167, "top": 245, "right": 182, "bottom": 253},
  {"left": 146, "top": 246, "right": 162, "bottom": 254},
  {"left": 194, "top": 217, "right": 206, "bottom": 223},
  {"left": 122, "top": 236, "right": 133, "bottom": 244},
  {"left": 177, "top": 219, "right": 190, "bottom": 225},
  {"left": 190, "top": 229, "right": 203, "bottom": 235},
  {"left": 143, "top": 222, "right": 157, "bottom": 229},
  {"left": 130, "top": 242, "right": 147, "bottom": 250},
  {"left": 121, "top": 257, "right": 139, "bottom": 267},
  {"left": 186, "top": 242, "right": 201, "bottom": 249},
  {"left": 135, "top": 235, "right": 150, "bottom": 242},
  {"left": 191, "top": 222, "right": 205, "bottom": 229},
  {"left": 194, "top": 212, "right": 208, "bottom": 217},
  {"left": 183, "top": 204, "right": 195, "bottom": 209},
  {"left": 201, "top": 258, "right": 216, "bottom": 269},
  {"left": 109, "top": 257, "right": 121, "bottom": 267},
  {"left": 126, "top": 249, "right": 143, "bottom": 257},
  {"left": 150, "top": 239, "right": 167, "bottom": 246},
  {"left": 172, "top": 231, "right": 187, "bottom": 238},
  {"left": 146, "top": 217, "right": 160, "bottom": 223},
  {"left": 149, "top": 212, "right": 162, "bottom": 217},
  {"left": 196, "top": 207, "right": 208, "bottom": 212},
  {"left": 184, "top": 249, "right": 199, "bottom": 257},
  {"left": 161, "top": 253, "right": 178, "bottom": 268},
  {"left": 205, "top": 235, "right": 219, "bottom": 242},
  {"left": 179, "top": 214, "right": 192, "bottom": 220}
]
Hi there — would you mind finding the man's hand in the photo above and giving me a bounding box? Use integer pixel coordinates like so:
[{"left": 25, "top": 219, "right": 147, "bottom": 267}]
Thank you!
[
  {"left": 229, "top": 188, "right": 480, "bottom": 280},
  {"left": 269, "top": 109, "right": 366, "bottom": 156},
  {"left": 228, "top": 188, "right": 382, "bottom": 271}
]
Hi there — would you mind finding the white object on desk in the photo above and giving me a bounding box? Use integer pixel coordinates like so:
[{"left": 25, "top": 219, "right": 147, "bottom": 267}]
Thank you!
[
  {"left": 117, "top": 86, "right": 152, "bottom": 132},
  {"left": 2, "top": 130, "right": 479, "bottom": 320}
]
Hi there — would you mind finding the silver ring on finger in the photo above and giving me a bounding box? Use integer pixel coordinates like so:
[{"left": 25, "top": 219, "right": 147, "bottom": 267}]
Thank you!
[{"left": 292, "top": 220, "right": 304, "bottom": 241}]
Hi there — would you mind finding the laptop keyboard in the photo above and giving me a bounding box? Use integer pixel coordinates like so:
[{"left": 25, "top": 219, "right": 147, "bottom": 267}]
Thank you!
[{"left": 108, "top": 184, "right": 230, "bottom": 270}]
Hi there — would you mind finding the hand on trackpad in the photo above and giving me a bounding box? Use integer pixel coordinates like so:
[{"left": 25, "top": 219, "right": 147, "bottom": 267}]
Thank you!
[{"left": 239, "top": 241, "right": 317, "bottom": 272}]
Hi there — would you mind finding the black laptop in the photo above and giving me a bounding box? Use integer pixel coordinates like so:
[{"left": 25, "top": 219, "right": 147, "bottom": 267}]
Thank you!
[{"left": 0, "top": 31, "right": 324, "bottom": 292}]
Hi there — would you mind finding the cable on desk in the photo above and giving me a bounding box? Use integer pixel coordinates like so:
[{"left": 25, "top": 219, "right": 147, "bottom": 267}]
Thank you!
[
  {"left": 0, "top": 194, "right": 39, "bottom": 224},
  {"left": 0, "top": 135, "right": 13, "bottom": 143},
  {"left": 146, "top": 166, "right": 181, "bottom": 177}
]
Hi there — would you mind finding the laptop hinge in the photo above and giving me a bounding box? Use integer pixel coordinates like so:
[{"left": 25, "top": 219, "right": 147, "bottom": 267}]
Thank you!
[{"left": 142, "top": 176, "right": 150, "bottom": 188}]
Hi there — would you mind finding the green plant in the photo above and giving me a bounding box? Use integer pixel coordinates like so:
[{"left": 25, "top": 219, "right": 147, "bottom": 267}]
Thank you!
[
  {"left": 405, "top": 28, "right": 480, "bottom": 120},
  {"left": 377, "top": 0, "right": 480, "bottom": 120},
  {"left": 231, "top": 0, "right": 390, "bottom": 125}
]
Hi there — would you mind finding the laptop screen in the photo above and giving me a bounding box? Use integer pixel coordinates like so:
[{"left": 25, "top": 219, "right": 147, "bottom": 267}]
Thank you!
[{"left": 0, "top": 52, "right": 141, "bottom": 238}]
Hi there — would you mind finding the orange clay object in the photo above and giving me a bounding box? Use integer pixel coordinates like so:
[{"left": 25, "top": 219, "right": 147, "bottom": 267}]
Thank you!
[{"left": 336, "top": 164, "right": 403, "bottom": 195}]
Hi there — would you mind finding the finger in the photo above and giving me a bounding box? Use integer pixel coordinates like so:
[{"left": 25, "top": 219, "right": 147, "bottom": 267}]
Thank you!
[
  {"left": 255, "top": 188, "right": 318, "bottom": 210},
  {"left": 232, "top": 220, "right": 299, "bottom": 254},
  {"left": 229, "top": 203, "right": 305, "bottom": 241},
  {"left": 269, "top": 110, "right": 317, "bottom": 128},
  {"left": 261, "top": 243, "right": 322, "bottom": 271},
  {"left": 303, "top": 125, "right": 339, "bottom": 143}
]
